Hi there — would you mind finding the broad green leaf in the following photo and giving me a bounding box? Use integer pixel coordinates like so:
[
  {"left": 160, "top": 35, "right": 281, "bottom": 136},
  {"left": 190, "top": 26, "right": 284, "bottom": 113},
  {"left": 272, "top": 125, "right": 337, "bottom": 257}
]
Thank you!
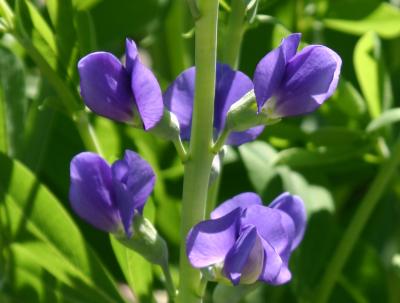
[
  {"left": 110, "top": 237, "right": 154, "bottom": 303},
  {"left": 354, "top": 32, "right": 392, "bottom": 118},
  {"left": 238, "top": 141, "right": 278, "bottom": 194},
  {"left": 277, "top": 167, "right": 335, "bottom": 215},
  {"left": 330, "top": 79, "right": 366, "bottom": 118},
  {"left": 366, "top": 108, "right": 400, "bottom": 133},
  {"left": 324, "top": 3, "right": 400, "bottom": 39},
  {"left": 0, "top": 153, "right": 125, "bottom": 303},
  {"left": 0, "top": 46, "right": 27, "bottom": 157}
]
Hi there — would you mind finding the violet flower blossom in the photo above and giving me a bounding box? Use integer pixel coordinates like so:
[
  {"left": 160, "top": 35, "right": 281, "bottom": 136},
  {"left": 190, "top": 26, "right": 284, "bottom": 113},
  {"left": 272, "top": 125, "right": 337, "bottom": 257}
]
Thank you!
[
  {"left": 254, "top": 33, "right": 341, "bottom": 118},
  {"left": 78, "top": 39, "right": 163, "bottom": 130},
  {"left": 186, "top": 192, "right": 306, "bottom": 285},
  {"left": 69, "top": 150, "right": 155, "bottom": 237},
  {"left": 164, "top": 64, "right": 264, "bottom": 146}
]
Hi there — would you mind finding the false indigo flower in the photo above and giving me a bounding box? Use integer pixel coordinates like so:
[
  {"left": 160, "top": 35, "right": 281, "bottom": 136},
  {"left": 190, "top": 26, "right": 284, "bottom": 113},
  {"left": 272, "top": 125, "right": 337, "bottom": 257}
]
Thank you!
[
  {"left": 69, "top": 150, "right": 155, "bottom": 237},
  {"left": 254, "top": 33, "right": 341, "bottom": 118},
  {"left": 186, "top": 192, "right": 306, "bottom": 285},
  {"left": 78, "top": 39, "right": 163, "bottom": 130},
  {"left": 164, "top": 64, "right": 264, "bottom": 146}
]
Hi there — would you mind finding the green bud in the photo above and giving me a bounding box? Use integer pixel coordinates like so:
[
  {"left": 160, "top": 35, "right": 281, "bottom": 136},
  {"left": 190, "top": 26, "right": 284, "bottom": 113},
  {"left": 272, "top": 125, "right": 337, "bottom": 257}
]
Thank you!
[
  {"left": 226, "top": 90, "right": 281, "bottom": 132},
  {"left": 149, "top": 109, "right": 181, "bottom": 141},
  {"left": 114, "top": 214, "right": 168, "bottom": 266}
]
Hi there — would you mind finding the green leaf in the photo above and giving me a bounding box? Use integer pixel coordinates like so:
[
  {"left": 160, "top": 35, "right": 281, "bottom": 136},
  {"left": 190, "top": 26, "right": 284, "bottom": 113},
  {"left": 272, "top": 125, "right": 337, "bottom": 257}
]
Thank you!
[
  {"left": 0, "top": 46, "right": 27, "bottom": 157},
  {"left": 238, "top": 141, "right": 278, "bottom": 194},
  {"left": 46, "top": 0, "right": 78, "bottom": 77},
  {"left": 324, "top": 3, "right": 400, "bottom": 39},
  {"left": 354, "top": 32, "right": 392, "bottom": 118},
  {"left": 110, "top": 237, "right": 154, "bottom": 303},
  {"left": 0, "top": 152, "right": 125, "bottom": 303},
  {"left": 366, "top": 108, "right": 400, "bottom": 133}
]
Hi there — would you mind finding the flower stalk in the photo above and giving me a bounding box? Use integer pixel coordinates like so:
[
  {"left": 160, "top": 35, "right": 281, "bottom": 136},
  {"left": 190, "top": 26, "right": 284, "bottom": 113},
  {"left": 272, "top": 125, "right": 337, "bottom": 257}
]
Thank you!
[
  {"left": 223, "top": 0, "right": 246, "bottom": 68},
  {"left": 177, "top": 0, "right": 219, "bottom": 302}
]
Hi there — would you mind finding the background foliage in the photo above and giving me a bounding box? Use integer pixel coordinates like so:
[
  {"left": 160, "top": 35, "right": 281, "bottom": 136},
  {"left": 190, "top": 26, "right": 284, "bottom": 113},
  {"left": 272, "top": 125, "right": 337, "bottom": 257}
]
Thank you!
[{"left": 1, "top": 0, "right": 400, "bottom": 302}]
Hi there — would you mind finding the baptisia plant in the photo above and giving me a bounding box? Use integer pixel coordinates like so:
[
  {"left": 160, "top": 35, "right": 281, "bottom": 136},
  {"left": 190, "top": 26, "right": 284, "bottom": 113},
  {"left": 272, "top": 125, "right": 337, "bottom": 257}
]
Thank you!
[{"left": 186, "top": 192, "right": 306, "bottom": 285}]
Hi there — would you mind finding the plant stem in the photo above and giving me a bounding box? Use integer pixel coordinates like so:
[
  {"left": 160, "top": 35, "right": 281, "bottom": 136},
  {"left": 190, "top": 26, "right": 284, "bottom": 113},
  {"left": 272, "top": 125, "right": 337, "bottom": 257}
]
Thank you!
[
  {"left": 74, "top": 111, "right": 103, "bottom": 155},
  {"left": 177, "top": 1, "right": 219, "bottom": 302},
  {"left": 161, "top": 261, "right": 177, "bottom": 302},
  {"left": 314, "top": 135, "right": 400, "bottom": 303},
  {"left": 223, "top": 0, "right": 246, "bottom": 68}
]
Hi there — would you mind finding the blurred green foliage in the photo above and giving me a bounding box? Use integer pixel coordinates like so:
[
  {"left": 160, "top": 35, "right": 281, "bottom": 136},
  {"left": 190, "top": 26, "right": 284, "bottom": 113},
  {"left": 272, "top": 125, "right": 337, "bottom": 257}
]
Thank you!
[{"left": 0, "top": 0, "right": 400, "bottom": 302}]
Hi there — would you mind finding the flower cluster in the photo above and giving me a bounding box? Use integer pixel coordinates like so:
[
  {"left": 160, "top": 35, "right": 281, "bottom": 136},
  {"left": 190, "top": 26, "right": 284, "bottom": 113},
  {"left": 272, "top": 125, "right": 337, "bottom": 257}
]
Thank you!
[{"left": 186, "top": 193, "right": 306, "bottom": 285}]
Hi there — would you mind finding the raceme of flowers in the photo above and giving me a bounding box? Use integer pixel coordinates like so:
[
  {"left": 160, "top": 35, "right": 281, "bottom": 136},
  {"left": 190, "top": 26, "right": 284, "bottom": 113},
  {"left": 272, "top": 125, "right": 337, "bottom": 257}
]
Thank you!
[
  {"left": 186, "top": 192, "right": 306, "bottom": 285},
  {"left": 70, "top": 33, "right": 341, "bottom": 287}
]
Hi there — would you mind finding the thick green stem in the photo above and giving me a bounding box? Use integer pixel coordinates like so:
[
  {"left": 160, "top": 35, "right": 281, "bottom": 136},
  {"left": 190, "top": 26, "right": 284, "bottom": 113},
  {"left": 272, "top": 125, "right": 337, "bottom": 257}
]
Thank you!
[
  {"left": 223, "top": 0, "right": 246, "bottom": 68},
  {"left": 314, "top": 136, "right": 400, "bottom": 303},
  {"left": 177, "top": 1, "right": 219, "bottom": 302}
]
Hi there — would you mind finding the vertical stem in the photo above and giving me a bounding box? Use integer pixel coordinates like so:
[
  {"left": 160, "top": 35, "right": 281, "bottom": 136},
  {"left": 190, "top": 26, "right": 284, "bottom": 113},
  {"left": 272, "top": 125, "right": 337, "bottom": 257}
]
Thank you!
[
  {"left": 223, "top": 0, "right": 246, "bottom": 68},
  {"left": 178, "top": 1, "right": 219, "bottom": 303},
  {"left": 74, "top": 111, "right": 103, "bottom": 155},
  {"left": 314, "top": 136, "right": 400, "bottom": 303}
]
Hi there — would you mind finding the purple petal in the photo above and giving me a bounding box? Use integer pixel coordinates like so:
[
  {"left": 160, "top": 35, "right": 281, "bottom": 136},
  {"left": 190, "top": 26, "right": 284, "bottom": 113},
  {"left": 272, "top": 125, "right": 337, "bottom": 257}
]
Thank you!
[
  {"left": 164, "top": 67, "right": 196, "bottom": 140},
  {"left": 111, "top": 150, "right": 155, "bottom": 237},
  {"left": 211, "top": 192, "right": 262, "bottom": 220},
  {"left": 69, "top": 152, "right": 121, "bottom": 232},
  {"left": 269, "top": 192, "right": 306, "bottom": 250},
  {"left": 223, "top": 225, "right": 264, "bottom": 285},
  {"left": 78, "top": 52, "right": 133, "bottom": 122},
  {"left": 186, "top": 208, "right": 241, "bottom": 268},
  {"left": 253, "top": 33, "right": 301, "bottom": 111},
  {"left": 242, "top": 205, "right": 295, "bottom": 261},
  {"left": 214, "top": 64, "right": 263, "bottom": 145},
  {"left": 259, "top": 238, "right": 286, "bottom": 284},
  {"left": 128, "top": 43, "right": 163, "bottom": 130},
  {"left": 275, "top": 45, "right": 342, "bottom": 117}
]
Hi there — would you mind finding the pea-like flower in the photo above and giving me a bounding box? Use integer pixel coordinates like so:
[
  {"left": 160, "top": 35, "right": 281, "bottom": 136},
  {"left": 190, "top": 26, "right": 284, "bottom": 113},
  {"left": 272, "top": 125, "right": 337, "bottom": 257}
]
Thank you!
[
  {"left": 186, "top": 192, "right": 306, "bottom": 285},
  {"left": 164, "top": 64, "right": 264, "bottom": 146},
  {"left": 69, "top": 150, "right": 155, "bottom": 237},
  {"left": 78, "top": 39, "right": 163, "bottom": 130},
  {"left": 254, "top": 33, "right": 341, "bottom": 118}
]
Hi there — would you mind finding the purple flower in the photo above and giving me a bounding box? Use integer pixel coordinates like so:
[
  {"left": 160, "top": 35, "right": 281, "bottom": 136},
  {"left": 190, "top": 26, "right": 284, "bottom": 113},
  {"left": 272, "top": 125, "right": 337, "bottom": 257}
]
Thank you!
[
  {"left": 164, "top": 64, "right": 264, "bottom": 146},
  {"left": 186, "top": 192, "right": 306, "bottom": 285},
  {"left": 69, "top": 150, "right": 155, "bottom": 237},
  {"left": 254, "top": 33, "right": 341, "bottom": 118},
  {"left": 78, "top": 39, "right": 163, "bottom": 130}
]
